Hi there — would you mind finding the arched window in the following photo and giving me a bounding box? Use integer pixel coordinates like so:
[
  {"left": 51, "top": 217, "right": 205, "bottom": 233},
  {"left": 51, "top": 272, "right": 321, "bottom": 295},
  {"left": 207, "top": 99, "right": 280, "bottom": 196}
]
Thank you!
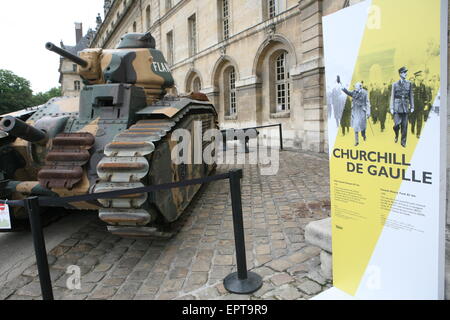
[
  {"left": 133, "top": 22, "right": 137, "bottom": 32},
  {"left": 146, "top": 6, "right": 151, "bottom": 30},
  {"left": 186, "top": 72, "right": 202, "bottom": 93},
  {"left": 275, "top": 51, "right": 290, "bottom": 112},
  {"left": 193, "top": 77, "right": 202, "bottom": 92},
  {"left": 224, "top": 67, "right": 237, "bottom": 116}
]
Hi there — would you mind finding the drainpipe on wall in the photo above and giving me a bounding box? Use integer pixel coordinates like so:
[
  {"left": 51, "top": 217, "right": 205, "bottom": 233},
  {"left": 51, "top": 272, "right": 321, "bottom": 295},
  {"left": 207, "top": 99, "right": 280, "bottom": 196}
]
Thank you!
[{"left": 139, "top": 0, "right": 143, "bottom": 32}]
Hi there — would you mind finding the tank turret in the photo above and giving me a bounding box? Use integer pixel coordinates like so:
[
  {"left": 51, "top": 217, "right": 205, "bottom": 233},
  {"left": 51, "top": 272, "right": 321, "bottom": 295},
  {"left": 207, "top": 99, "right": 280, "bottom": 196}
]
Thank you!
[
  {"left": 46, "top": 32, "right": 174, "bottom": 104},
  {"left": 117, "top": 32, "right": 156, "bottom": 49}
]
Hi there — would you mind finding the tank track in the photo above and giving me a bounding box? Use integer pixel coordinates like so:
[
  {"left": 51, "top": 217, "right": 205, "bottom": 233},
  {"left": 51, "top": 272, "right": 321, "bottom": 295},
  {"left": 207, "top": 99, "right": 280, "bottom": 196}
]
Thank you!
[
  {"left": 94, "top": 105, "right": 215, "bottom": 239},
  {"left": 39, "top": 133, "right": 95, "bottom": 189}
]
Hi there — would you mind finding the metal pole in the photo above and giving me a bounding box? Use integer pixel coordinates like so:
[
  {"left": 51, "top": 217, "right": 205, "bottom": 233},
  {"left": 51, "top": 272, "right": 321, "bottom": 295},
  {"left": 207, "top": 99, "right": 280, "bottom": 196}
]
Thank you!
[
  {"left": 229, "top": 169, "right": 247, "bottom": 279},
  {"left": 245, "top": 136, "right": 250, "bottom": 154},
  {"left": 224, "top": 169, "right": 262, "bottom": 294},
  {"left": 279, "top": 124, "right": 284, "bottom": 150},
  {"left": 24, "top": 197, "right": 54, "bottom": 300},
  {"left": 222, "top": 131, "right": 228, "bottom": 151}
]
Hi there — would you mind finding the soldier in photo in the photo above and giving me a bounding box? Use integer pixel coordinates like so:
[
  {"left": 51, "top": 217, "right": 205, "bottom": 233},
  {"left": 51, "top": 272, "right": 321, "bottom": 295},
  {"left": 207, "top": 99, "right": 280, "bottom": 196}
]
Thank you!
[
  {"left": 390, "top": 67, "right": 414, "bottom": 147},
  {"left": 330, "top": 77, "right": 347, "bottom": 127},
  {"left": 378, "top": 83, "right": 390, "bottom": 132},
  {"left": 424, "top": 79, "right": 435, "bottom": 120},
  {"left": 409, "top": 72, "right": 419, "bottom": 136},
  {"left": 339, "top": 80, "right": 371, "bottom": 146},
  {"left": 341, "top": 98, "right": 351, "bottom": 136},
  {"left": 327, "top": 90, "right": 333, "bottom": 120},
  {"left": 412, "top": 71, "right": 429, "bottom": 139},
  {"left": 369, "top": 83, "right": 381, "bottom": 126}
]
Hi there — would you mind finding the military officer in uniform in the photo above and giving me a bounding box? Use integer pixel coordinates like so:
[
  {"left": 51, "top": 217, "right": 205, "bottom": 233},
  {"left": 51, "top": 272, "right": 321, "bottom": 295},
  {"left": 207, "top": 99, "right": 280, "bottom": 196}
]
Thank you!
[
  {"left": 369, "top": 84, "right": 379, "bottom": 125},
  {"left": 330, "top": 78, "right": 347, "bottom": 127},
  {"left": 378, "top": 83, "right": 390, "bottom": 132},
  {"left": 412, "top": 71, "right": 429, "bottom": 138},
  {"left": 340, "top": 81, "right": 371, "bottom": 146},
  {"left": 390, "top": 67, "right": 414, "bottom": 147}
]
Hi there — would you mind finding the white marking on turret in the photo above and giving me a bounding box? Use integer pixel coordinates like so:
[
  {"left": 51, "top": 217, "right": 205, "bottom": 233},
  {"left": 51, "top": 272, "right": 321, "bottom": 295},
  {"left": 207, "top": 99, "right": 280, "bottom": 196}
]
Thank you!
[{"left": 152, "top": 62, "right": 170, "bottom": 73}]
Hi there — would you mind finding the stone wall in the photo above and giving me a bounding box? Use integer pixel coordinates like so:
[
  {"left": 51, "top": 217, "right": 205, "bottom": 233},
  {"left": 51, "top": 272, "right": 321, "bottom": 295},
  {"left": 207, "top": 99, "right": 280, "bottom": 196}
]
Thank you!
[
  {"left": 60, "top": 59, "right": 84, "bottom": 97},
  {"left": 90, "top": 0, "right": 325, "bottom": 151},
  {"left": 90, "top": 0, "right": 449, "bottom": 217}
]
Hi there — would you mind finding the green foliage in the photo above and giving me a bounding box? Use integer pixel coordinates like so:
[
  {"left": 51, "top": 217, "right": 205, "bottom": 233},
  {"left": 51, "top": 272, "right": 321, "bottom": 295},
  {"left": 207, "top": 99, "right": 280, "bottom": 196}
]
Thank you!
[
  {"left": 0, "top": 69, "right": 33, "bottom": 115},
  {"left": 31, "top": 87, "right": 62, "bottom": 106},
  {"left": 0, "top": 69, "right": 61, "bottom": 115}
]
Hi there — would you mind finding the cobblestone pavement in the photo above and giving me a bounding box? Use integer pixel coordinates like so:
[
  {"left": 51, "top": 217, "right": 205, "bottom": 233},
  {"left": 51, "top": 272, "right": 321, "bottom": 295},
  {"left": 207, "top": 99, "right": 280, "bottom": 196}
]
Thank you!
[
  {"left": 1, "top": 149, "right": 449, "bottom": 300},
  {"left": 0, "top": 150, "right": 337, "bottom": 300},
  {"left": 0, "top": 151, "right": 330, "bottom": 300}
]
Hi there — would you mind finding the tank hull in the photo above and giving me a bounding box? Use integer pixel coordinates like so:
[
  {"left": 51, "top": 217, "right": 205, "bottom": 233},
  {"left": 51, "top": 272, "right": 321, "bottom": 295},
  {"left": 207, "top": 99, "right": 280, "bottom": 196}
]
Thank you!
[{"left": 1, "top": 88, "right": 218, "bottom": 238}]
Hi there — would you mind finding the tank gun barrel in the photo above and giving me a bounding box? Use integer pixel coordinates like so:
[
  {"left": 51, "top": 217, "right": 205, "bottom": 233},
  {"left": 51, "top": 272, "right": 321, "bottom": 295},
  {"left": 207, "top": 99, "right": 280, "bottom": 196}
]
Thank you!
[
  {"left": 0, "top": 116, "right": 48, "bottom": 144},
  {"left": 45, "top": 42, "right": 88, "bottom": 68}
]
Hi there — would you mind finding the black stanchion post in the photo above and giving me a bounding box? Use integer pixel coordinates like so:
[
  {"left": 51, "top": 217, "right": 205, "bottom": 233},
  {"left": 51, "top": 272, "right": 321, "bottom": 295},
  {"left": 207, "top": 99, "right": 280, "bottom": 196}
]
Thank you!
[
  {"left": 24, "top": 197, "right": 54, "bottom": 300},
  {"left": 279, "top": 124, "right": 284, "bottom": 150},
  {"left": 222, "top": 130, "right": 228, "bottom": 151},
  {"left": 224, "top": 169, "right": 262, "bottom": 294},
  {"left": 245, "top": 136, "right": 250, "bottom": 153}
]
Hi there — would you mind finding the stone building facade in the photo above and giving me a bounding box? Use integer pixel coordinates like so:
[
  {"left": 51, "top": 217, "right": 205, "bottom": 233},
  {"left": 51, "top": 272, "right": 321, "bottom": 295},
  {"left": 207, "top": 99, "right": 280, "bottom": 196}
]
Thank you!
[
  {"left": 89, "top": 0, "right": 449, "bottom": 154},
  {"left": 90, "top": 0, "right": 363, "bottom": 152},
  {"left": 59, "top": 23, "right": 94, "bottom": 96}
]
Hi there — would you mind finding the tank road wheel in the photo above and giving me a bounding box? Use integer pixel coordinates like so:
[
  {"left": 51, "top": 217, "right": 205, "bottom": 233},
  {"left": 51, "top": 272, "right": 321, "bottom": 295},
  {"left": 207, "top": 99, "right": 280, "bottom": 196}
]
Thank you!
[{"left": 94, "top": 105, "right": 217, "bottom": 238}]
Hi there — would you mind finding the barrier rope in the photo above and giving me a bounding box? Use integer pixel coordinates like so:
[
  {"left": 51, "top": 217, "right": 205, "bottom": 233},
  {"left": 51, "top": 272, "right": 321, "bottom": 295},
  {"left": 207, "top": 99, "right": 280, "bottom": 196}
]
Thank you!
[
  {"left": 0, "top": 172, "right": 230, "bottom": 208},
  {"left": 0, "top": 168, "right": 262, "bottom": 300}
]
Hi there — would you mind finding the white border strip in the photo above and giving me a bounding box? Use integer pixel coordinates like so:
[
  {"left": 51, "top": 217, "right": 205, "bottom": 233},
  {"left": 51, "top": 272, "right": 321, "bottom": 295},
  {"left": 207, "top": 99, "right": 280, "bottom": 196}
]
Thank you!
[{"left": 439, "top": 0, "right": 448, "bottom": 300}]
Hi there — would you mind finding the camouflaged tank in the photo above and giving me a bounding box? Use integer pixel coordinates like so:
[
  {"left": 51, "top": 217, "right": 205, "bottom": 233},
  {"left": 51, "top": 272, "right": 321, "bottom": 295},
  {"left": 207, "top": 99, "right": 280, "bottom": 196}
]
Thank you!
[{"left": 0, "top": 32, "right": 217, "bottom": 238}]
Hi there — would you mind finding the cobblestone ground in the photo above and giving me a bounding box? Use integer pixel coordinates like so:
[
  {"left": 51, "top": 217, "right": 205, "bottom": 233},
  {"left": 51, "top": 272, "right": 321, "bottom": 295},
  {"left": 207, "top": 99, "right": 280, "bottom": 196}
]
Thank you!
[{"left": 0, "top": 150, "right": 333, "bottom": 300}]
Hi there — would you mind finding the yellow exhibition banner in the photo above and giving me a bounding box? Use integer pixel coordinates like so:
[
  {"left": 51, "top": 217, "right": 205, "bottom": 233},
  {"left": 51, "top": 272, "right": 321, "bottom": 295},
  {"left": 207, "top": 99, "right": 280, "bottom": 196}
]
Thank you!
[{"left": 323, "top": 0, "right": 447, "bottom": 299}]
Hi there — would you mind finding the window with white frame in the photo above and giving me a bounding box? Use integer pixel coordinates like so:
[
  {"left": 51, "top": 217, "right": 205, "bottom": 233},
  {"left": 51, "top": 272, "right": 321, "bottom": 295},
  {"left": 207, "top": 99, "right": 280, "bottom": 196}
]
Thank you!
[
  {"left": 166, "top": 31, "right": 174, "bottom": 65},
  {"left": 268, "top": 0, "right": 278, "bottom": 19},
  {"left": 275, "top": 51, "right": 290, "bottom": 112},
  {"left": 145, "top": 6, "right": 151, "bottom": 30},
  {"left": 166, "top": 0, "right": 173, "bottom": 11},
  {"left": 228, "top": 67, "right": 236, "bottom": 115},
  {"left": 188, "top": 14, "right": 197, "bottom": 56},
  {"left": 222, "top": 0, "right": 230, "bottom": 40},
  {"left": 74, "top": 81, "right": 81, "bottom": 91},
  {"left": 193, "top": 77, "right": 201, "bottom": 92}
]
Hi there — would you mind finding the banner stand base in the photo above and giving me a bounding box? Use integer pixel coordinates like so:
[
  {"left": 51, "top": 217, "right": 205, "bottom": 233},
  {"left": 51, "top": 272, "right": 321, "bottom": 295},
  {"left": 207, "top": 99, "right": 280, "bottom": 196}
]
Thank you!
[{"left": 311, "top": 287, "right": 356, "bottom": 300}]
